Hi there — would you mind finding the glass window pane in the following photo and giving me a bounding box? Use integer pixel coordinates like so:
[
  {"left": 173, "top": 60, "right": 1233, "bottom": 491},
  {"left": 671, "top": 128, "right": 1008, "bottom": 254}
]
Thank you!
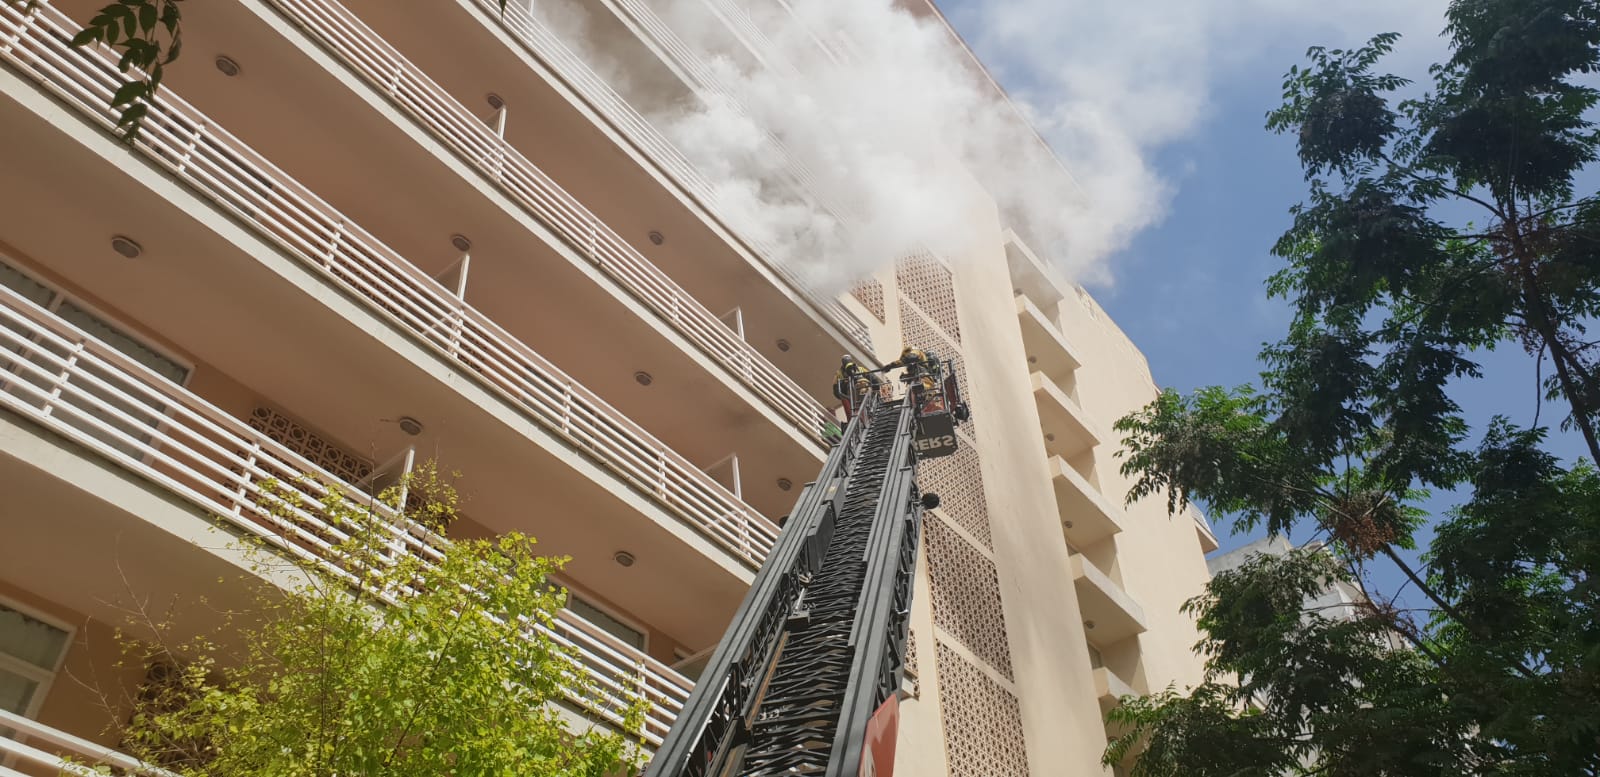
[
  {"left": 567, "top": 597, "right": 645, "bottom": 650},
  {"left": 47, "top": 302, "right": 188, "bottom": 458},
  {"left": 55, "top": 302, "right": 189, "bottom": 385},
  {"left": 0, "top": 606, "right": 68, "bottom": 671},
  {"left": 0, "top": 260, "right": 53, "bottom": 308},
  {"left": 0, "top": 670, "right": 39, "bottom": 715}
]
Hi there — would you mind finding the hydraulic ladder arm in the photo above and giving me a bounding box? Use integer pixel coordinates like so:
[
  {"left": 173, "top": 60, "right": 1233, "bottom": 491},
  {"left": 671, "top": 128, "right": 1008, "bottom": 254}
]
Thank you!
[{"left": 646, "top": 391, "right": 930, "bottom": 777}]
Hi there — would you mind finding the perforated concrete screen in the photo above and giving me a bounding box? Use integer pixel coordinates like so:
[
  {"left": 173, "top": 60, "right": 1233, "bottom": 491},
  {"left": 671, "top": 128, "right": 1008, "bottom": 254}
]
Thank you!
[
  {"left": 248, "top": 405, "right": 372, "bottom": 483},
  {"left": 895, "top": 256, "right": 961, "bottom": 344},
  {"left": 925, "top": 515, "right": 1013, "bottom": 679},
  {"left": 917, "top": 429, "right": 991, "bottom": 549},
  {"left": 850, "top": 278, "right": 887, "bottom": 323},
  {"left": 936, "top": 642, "right": 1031, "bottom": 777},
  {"left": 894, "top": 270, "right": 1032, "bottom": 773}
]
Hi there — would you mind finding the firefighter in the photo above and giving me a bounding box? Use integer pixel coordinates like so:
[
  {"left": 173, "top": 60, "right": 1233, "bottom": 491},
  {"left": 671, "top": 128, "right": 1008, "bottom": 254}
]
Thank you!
[
  {"left": 832, "top": 355, "right": 878, "bottom": 417},
  {"left": 886, "top": 346, "right": 944, "bottom": 413}
]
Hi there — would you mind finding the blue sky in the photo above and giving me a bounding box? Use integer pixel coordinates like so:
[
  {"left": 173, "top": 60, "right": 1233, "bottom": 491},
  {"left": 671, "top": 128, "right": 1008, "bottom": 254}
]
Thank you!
[{"left": 935, "top": 1, "right": 1583, "bottom": 608}]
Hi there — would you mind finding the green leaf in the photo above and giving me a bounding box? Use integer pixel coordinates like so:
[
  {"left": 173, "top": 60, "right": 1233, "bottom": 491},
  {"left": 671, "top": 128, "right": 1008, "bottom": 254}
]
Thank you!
[{"left": 110, "top": 79, "right": 145, "bottom": 107}]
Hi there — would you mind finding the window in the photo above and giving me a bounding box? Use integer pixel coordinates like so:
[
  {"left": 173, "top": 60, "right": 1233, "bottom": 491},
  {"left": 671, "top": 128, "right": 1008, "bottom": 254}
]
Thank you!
[
  {"left": 0, "top": 602, "right": 71, "bottom": 721},
  {"left": 566, "top": 595, "right": 646, "bottom": 651},
  {"left": 0, "top": 256, "right": 191, "bottom": 458}
]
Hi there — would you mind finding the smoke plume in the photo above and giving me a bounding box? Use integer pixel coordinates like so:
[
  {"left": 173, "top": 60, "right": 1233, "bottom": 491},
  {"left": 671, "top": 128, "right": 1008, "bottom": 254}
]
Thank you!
[{"left": 537, "top": 0, "right": 1447, "bottom": 292}]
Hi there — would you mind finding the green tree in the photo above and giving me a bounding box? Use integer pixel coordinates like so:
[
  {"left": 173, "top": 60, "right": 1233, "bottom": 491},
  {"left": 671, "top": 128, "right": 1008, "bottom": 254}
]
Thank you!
[
  {"left": 1103, "top": 0, "right": 1600, "bottom": 773},
  {"left": 99, "top": 469, "right": 647, "bottom": 776}
]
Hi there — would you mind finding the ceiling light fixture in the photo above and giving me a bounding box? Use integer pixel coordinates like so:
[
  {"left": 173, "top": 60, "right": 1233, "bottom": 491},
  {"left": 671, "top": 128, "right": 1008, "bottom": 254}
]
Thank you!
[
  {"left": 634, "top": 371, "right": 654, "bottom": 386},
  {"left": 214, "top": 55, "right": 241, "bottom": 77},
  {"left": 450, "top": 234, "right": 473, "bottom": 252},
  {"left": 613, "top": 550, "right": 636, "bottom": 567},
  {"left": 776, "top": 478, "right": 793, "bottom": 491},
  {"left": 109, "top": 236, "right": 142, "bottom": 259},
  {"left": 397, "top": 416, "right": 424, "bottom": 436},
  {"left": 647, "top": 230, "right": 665, "bottom": 246},
  {"left": 776, "top": 339, "right": 791, "bottom": 352},
  {"left": 486, "top": 92, "right": 505, "bottom": 110}
]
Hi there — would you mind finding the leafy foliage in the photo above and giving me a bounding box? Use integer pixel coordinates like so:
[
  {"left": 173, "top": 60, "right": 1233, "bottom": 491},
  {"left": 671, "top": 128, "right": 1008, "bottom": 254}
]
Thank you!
[
  {"left": 1107, "top": 0, "right": 1600, "bottom": 774},
  {"left": 100, "top": 473, "right": 647, "bottom": 777},
  {"left": 1108, "top": 553, "right": 1481, "bottom": 777}
]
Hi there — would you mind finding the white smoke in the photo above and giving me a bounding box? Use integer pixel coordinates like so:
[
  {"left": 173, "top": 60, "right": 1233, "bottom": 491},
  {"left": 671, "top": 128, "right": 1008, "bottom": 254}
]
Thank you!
[
  {"left": 642, "top": 0, "right": 1091, "bottom": 292},
  {"left": 541, "top": 0, "right": 1448, "bottom": 292}
]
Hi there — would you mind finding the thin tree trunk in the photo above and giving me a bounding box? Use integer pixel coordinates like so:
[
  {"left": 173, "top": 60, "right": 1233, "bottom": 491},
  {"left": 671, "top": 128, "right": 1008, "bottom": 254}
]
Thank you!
[
  {"left": 1378, "top": 545, "right": 1534, "bottom": 677},
  {"left": 1505, "top": 212, "right": 1600, "bottom": 466}
]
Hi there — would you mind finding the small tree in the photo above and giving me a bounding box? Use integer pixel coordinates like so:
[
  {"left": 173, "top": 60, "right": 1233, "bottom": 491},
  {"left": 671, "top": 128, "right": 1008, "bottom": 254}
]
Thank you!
[{"left": 99, "top": 468, "right": 648, "bottom": 776}]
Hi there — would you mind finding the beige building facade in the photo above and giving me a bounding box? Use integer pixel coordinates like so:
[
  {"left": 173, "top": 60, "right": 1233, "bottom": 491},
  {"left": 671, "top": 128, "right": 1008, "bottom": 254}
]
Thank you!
[{"left": 0, "top": 0, "right": 1217, "bottom": 773}]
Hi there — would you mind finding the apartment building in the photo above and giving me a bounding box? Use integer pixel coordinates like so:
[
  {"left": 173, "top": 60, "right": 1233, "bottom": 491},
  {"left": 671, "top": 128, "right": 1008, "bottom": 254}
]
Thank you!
[
  {"left": 0, "top": 0, "right": 1216, "bottom": 773},
  {"left": 1209, "top": 536, "right": 1402, "bottom": 640}
]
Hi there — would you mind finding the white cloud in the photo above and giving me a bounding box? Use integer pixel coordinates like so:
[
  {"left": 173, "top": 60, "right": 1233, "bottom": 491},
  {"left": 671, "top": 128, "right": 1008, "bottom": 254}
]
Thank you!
[{"left": 948, "top": 0, "right": 1450, "bottom": 275}]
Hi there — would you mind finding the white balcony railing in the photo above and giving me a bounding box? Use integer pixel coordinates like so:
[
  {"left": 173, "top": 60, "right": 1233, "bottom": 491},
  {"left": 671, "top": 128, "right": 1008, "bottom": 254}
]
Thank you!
[
  {"left": 0, "top": 284, "right": 694, "bottom": 744},
  {"left": 0, "top": 0, "right": 781, "bottom": 568},
  {"left": 261, "top": 0, "right": 838, "bottom": 444},
  {"left": 451, "top": 0, "right": 874, "bottom": 351},
  {"left": 0, "top": 708, "right": 178, "bottom": 777}
]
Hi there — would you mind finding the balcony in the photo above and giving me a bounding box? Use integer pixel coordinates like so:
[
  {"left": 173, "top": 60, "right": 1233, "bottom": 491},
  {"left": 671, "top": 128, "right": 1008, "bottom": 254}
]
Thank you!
[
  {"left": 1005, "top": 229, "right": 1065, "bottom": 310},
  {"left": 269, "top": 0, "right": 837, "bottom": 438},
  {"left": 261, "top": 0, "right": 874, "bottom": 371},
  {"left": 1032, "top": 372, "right": 1101, "bottom": 460},
  {"left": 36, "top": 0, "right": 845, "bottom": 499},
  {"left": 0, "top": 2, "right": 782, "bottom": 643},
  {"left": 1094, "top": 666, "right": 1139, "bottom": 713},
  {"left": 1017, "top": 294, "right": 1082, "bottom": 389},
  {"left": 0, "top": 709, "right": 154, "bottom": 777},
  {"left": 0, "top": 285, "right": 692, "bottom": 745},
  {"left": 1049, "top": 457, "right": 1123, "bottom": 548},
  {"left": 1192, "top": 507, "right": 1221, "bottom": 553},
  {"left": 1071, "top": 555, "right": 1148, "bottom": 646}
]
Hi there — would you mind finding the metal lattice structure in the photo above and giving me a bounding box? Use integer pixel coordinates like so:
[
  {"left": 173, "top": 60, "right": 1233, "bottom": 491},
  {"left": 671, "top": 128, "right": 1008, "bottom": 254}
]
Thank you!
[{"left": 646, "top": 393, "right": 925, "bottom": 777}]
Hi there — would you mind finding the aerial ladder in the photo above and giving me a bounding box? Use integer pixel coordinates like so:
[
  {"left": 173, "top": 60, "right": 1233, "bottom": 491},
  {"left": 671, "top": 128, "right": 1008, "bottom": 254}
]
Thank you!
[{"left": 645, "top": 355, "right": 969, "bottom": 777}]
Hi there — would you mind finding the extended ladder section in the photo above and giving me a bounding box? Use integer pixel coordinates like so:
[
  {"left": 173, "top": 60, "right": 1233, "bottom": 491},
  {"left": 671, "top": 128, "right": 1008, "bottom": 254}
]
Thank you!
[{"left": 647, "top": 393, "right": 925, "bottom": 777}]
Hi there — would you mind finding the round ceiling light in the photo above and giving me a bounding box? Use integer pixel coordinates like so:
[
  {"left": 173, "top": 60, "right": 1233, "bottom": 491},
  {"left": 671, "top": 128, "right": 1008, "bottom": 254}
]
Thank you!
[
  {"left": 776, "top": 339, "right": 791, "bottom": 352},
  {"left": 110, "top": 235, "right": 142, "bottom": 259},
  {"left": 776, "top": 478, "right": 793, "bottom": 491},
  {"left": 397, "top": 416, "right": 424, "bottom": 436},
  {"left": 450, "top": 234, "right": 473, "bottom": 252},
  {"left": 214, "top": 55, "right": 241, "bottom": 77},
  {"left": 613, "top": 550, "right": 636, "bottom": 567},
  {"left": 487, "top": 92, "right": 505, "bottom": 110},
  {"left": 634, "top": 371, "right": 654, "bottom": 386},
  {"left": 647, "top": 230, "right": 665, "bottom": 246}
]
